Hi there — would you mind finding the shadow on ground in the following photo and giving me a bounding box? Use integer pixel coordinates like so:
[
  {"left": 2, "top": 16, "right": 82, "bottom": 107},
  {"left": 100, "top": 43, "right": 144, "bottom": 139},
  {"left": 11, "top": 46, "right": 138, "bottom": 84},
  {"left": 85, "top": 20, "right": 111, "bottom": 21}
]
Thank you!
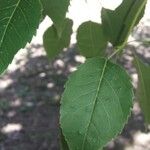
[{"left": 0, "top": 44, "right": 85, "bottom": 150}]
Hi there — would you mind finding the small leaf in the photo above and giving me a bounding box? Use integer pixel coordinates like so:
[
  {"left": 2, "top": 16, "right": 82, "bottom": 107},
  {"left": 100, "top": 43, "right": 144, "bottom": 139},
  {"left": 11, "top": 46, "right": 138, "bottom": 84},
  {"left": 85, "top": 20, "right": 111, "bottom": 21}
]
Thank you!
[
  {"left": 101, "top": 0, "right": 147, "bottom": 48},
  {"left": 134, "top": 56, "right": 150, "bottom": 124},
  {"left": 77, "top": 21, "right": 107, "bottom": 58},
  {"left": 41, "top": 0, "right": 70, "bottom": 35},
  {"left": 60, "top": 57, "right": 133, "bottom": 150},
  {"left": 43, "top": 18, "right": 73, "bottom": 59},
  {"left": 0, "top": 0, "right": 41, "bottom": 74}
]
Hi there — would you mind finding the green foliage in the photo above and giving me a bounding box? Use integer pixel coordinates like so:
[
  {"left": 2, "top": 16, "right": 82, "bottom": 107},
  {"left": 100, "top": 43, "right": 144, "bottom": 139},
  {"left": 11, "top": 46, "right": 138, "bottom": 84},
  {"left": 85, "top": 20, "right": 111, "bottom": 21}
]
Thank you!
[
  {"left": 43, "top": 18, "right": 73, "bottom": 59},
  {"left": 134, "top": 56, "right": 150, "bottom": 124},
  {"left": 101, "top": 0, "right": 147, "bottom": 48},
  {"left": 41, "top": 0, "right": 70, "bottom": 35},
  {"left": 60, "top": 129, "right": 70, "bottom": 150},
  {"left": 77, "top": 21, "right": 107, "bottom": 58},
  {"left": 60, "top": 58, "right": 133, "bottom": 150},
  {"left": 0, "top": 0, "right": 149, "bottom": 150},
  {"left": 0, "top": 0, "right": 41, "bottom": 74}
]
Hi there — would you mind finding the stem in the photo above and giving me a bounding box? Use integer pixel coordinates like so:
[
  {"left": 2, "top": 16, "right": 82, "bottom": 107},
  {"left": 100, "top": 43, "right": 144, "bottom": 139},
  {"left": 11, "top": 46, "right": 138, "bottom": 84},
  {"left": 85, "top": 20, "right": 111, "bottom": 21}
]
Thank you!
[{"left": 108, "top": 46, "right": 123, "bottom": 60}]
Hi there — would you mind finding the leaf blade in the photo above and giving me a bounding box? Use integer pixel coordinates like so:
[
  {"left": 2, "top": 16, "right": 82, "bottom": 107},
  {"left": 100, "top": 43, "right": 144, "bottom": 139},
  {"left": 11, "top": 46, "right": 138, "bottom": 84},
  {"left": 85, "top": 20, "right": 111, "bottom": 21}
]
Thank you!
[
  {"left": 134, "top": 56, "right": 150, "bottom": 124},
  {"left": 43, "top": 18, "right": 73, "bottom": 59},
  {"left": 0, "top": 0, "right": 41, "bottom": 74},
  {"left": 101, "top": 0, "right": 147, "bottom": 48},
  {"left": 77, "top": 21, "right": 107, "bottom": 58},
  {"left": 41, "top": 0, "right": 70, "bottom": 35},
  {"left": 60, "top": 57, "right": 133, "bottom": 150}
]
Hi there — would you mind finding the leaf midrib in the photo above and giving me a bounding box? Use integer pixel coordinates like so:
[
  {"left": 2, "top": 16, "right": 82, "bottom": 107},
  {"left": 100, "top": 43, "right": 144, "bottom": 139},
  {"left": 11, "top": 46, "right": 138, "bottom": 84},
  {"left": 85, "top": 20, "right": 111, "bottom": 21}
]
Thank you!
[
  {"left": 81, "top": 59, "right": 108, "bottom": 150},
  {"left": 0, "top": 0, "right": 21, "bottom": 48}
]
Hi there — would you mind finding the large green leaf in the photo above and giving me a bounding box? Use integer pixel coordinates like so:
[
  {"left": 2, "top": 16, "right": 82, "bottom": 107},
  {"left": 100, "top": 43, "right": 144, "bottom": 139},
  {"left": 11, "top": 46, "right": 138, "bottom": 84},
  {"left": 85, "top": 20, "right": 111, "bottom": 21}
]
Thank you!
[
  {"left": 41, "top": 0, "right": 70, "bottom": 35},
  {"left": 77, "top": 21, "right": 107, "bottom": 58},
  {"left": 60, "top": 57, "right": 133, "bottom": 150},
  {"left": 101, "top": 0, "right": 147, "bottom": 48},
  {"left": 134, "top": 56, "right": 150, "bottom": 124},
  {"left": 0, "top": 0, "right": 41, "bottom": 74},
  {"left": 43, "top": 18, "right": 73, "bottom": 59}
]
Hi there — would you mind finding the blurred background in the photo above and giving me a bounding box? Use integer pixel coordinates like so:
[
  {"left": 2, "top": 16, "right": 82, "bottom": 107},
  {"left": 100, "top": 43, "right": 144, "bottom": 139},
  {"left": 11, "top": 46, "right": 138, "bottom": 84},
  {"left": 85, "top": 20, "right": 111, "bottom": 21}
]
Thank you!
[{"left": 0, "top": 0, "right": 150, "bottom": 149}]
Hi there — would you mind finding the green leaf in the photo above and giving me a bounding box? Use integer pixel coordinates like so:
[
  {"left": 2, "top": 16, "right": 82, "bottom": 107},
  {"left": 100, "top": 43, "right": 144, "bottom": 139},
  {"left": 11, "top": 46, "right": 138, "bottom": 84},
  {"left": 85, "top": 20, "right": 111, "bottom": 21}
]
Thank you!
[
  {"left": 0, "top": 0, "right": 41, "bottom": 74},
  {"left": 60, "top": 57, "right": 133, "bottom": 150},
  {"left": 77, "top": 21, "right": 107, "bottom": 58},
  {"left": 134, "top": 56, "right": 150, "bottom": 124},
  {"left": 101, "top": 0, "right": 147, "bottom": 48},
  {"left": 43, "top": 18, "right": 73, "bottom": 59},
  {"left": 60, "top": 129, "right": 70, "bottom": 150},
  {"left": 41, "top": 0, "right": 70, "bottom": 35}
]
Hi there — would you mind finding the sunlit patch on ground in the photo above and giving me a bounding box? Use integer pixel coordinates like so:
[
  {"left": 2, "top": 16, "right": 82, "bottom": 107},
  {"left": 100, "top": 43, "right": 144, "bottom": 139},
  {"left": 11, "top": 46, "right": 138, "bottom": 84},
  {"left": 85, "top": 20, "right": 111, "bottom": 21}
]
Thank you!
[{"left": 1, "top": 123, "right": 23, "bottom": 134}]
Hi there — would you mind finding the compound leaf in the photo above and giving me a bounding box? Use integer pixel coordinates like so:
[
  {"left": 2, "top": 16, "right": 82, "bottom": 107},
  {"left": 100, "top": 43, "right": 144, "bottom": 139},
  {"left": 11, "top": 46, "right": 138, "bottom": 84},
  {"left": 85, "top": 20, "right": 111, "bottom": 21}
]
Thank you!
[
  {"left": 77, "top": 21, "right": 107, "bottom": 58},
  {"left": 134, "top": 56, "right": 150, "bottom": 124},
  {"left": 43, "top": 18, "right": 73, "bottom": 59},
  {"left": 60, "top": 57, "right": 133, "bottom": 150},
  {"left": 0, "top": 0, "right": 41, "bottom": 74},
  {"left": 101, "top": 0, "right": 147, "bottom": 48}
]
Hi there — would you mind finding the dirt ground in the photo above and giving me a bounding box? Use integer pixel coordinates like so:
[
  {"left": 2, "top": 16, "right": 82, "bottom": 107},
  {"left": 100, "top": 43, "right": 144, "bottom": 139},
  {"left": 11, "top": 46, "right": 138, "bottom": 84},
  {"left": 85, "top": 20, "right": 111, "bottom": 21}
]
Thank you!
[{"left": 0, "top": 14, "right": 150, "bottom": 150}]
